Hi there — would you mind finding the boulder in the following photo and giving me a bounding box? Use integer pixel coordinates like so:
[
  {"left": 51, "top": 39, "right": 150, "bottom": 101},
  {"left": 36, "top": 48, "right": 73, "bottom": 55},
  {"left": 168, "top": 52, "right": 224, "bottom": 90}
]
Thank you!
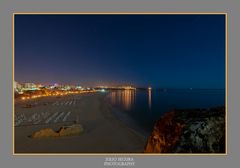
[
  {"left": 31, "top": 124, "right": 83, "bottom": 138},
  {"left": 58, "top": 124, "right": 84, "bottom": 136},
  {"left": 31, "top": 128, "right": 59, "bottom": 138}
]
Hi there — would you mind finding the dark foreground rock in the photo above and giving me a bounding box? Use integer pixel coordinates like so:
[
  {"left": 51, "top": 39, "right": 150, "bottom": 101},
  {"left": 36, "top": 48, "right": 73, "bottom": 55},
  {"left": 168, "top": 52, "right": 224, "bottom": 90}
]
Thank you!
[
  {"left": 31, "top": 124, "right": 84, "bottom": 138},
  {"left": 144, "top": 107, "right": 225, "bottom": 153}
]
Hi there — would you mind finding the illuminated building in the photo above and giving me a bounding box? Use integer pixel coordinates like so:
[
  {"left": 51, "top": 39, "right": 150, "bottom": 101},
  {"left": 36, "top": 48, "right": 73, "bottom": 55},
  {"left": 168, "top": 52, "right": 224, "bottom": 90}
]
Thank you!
[
  {"left": 14, "top": 81, "right": 23, "bottom": 93},
  {"left": 23, "top": 83, "right": 39, "bottom": 91},
  {"left": 76, "top": 85, "right": 82, "bottom": 90}
]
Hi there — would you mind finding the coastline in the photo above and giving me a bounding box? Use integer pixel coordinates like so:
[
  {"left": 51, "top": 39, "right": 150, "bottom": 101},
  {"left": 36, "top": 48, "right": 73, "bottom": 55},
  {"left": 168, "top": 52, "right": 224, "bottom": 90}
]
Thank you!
[
  {"left": 104, "top": 97, "right": 150, "bottom": 139},
  {"left": 15, "top": 93, "right": 146, "bottom": 153},
  {"left": 15, "top": 92, "right": 225, "bottom": 154}
]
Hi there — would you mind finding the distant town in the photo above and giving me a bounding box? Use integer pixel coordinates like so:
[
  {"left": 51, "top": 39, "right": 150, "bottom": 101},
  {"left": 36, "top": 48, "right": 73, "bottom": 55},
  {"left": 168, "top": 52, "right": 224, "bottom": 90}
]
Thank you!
[{"left": 14, "top": 81, "right": 137, "bottom": 100}]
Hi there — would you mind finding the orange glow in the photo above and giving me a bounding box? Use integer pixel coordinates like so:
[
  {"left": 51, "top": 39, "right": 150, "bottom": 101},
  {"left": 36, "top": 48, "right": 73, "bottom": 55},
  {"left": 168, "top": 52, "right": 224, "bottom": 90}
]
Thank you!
[
  {"left": 17, "top": 88, "right": 98, "bottom": 101},
  {"left": 148, "top": 89, "right": 152, "bottom": 109},
  {"left": 122, "top": 90, "right": 135, "bottom": 110},
  {"left": 109, "top": 90, "right": 135, "bottom": 111}
]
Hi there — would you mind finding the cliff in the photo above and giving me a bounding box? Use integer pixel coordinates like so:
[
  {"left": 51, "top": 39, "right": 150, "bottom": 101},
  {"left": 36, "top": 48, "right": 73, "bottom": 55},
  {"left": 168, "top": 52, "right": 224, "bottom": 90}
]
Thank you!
[{"left": 144, "top": 107, "right": 225, "bottom": 153}]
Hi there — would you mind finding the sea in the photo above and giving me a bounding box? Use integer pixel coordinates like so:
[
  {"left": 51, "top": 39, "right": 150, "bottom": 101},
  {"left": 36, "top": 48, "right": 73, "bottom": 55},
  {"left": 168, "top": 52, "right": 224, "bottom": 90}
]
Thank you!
[{"left": 106, "top": 88, "right": 225, "bottom": 133}]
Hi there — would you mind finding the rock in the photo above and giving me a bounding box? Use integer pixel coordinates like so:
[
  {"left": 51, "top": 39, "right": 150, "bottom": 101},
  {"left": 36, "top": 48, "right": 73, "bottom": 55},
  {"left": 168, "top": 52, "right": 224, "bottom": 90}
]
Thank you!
[
  {"left": 58, "top": 124, "right": 83, "bottom": 136},
  {"left": 144, "top": 112, "right": 185, "bottom": 153},
  {"left": 31, "top": 128, "right": 59, "bottom": 138},
  {"left": 31, "top": 124, "right": 83, "bottom": 138},
  {"left": 144, "top": 107, "right": 225, "bottom": 153}
]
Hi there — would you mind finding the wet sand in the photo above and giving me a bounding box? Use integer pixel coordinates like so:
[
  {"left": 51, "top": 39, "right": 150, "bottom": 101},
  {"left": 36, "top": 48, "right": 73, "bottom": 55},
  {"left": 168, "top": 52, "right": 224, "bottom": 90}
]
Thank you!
[{"left": 14, "top": 93, "right": 146, "bottom": 153}]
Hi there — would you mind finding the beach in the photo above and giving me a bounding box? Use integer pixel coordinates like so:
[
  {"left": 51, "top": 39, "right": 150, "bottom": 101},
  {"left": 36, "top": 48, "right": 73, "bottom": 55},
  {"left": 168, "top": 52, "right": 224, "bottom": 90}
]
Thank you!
[{"left": 14, "top": 93, "right": 146, "bottom": 153}]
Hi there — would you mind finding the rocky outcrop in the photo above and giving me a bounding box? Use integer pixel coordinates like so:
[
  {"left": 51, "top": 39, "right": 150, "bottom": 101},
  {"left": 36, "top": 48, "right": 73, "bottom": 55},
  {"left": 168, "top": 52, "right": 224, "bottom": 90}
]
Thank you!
[
  {"left": 144, "top": 107, "right": 225, "bottom": 153},
  {"left": 31, "top": 124, "right": 84, "bottom": 138},
  {"left": 144, "top": 112, "right": 185, "bottom": 153}
]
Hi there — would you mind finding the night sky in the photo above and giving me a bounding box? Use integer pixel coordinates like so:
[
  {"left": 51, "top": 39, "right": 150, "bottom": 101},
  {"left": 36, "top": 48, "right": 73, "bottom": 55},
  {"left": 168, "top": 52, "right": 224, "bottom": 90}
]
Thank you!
[{"left": 15, "top": 14, "right": 225, "bottom": 88}]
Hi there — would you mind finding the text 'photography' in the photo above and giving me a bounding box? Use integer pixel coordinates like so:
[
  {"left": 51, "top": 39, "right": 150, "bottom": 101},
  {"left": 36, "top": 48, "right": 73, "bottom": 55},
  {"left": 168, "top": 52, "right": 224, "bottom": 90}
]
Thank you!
[{"left": 14, "top": 14, "right": 226, "bottom": 154}]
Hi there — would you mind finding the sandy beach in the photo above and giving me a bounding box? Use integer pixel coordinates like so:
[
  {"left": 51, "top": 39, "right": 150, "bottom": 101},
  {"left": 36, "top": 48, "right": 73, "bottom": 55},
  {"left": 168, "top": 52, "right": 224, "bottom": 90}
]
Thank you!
[{"left": 14, "top": 93, "right": 146, "bottom": 153}]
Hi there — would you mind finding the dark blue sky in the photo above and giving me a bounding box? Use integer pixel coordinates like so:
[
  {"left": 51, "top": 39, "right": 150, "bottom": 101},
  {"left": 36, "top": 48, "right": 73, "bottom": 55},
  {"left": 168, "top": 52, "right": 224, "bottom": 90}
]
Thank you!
[{"left": 15, "top": 14, "right": 225, "bottom": 88}]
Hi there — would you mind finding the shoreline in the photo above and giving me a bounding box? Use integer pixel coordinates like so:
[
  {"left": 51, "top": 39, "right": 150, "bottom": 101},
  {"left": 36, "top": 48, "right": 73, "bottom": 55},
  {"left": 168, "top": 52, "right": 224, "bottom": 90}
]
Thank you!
[
  {"left": 15, "top": 93, "right": 146, "bottom": 153},
  {"left": 14, "top": 92, "right": 225, "bottom": 154},
  {"left": 104, "top": 97, "right": 150, "bottom": 139}
]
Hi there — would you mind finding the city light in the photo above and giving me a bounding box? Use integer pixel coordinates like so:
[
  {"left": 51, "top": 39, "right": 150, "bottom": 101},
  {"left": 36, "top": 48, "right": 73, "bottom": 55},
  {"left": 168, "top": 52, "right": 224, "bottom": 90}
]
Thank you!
[{"left": 16, "top": 81, "right": 140, "bottom": 101}]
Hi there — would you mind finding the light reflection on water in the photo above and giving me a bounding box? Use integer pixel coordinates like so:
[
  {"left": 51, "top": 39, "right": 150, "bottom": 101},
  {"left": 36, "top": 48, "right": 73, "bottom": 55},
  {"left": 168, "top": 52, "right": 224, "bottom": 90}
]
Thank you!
[
  {"left": 109, "top": 89, "right": 153, "bottom": 111},
  {"left": 107, "top": 89, "right": 225, "bottom": 131},
  {"left": 148, "top": 89, "right": 152, "bottom": 110},
  {"left": 109, "top": 90, "right": 136, "bottom": 111}
]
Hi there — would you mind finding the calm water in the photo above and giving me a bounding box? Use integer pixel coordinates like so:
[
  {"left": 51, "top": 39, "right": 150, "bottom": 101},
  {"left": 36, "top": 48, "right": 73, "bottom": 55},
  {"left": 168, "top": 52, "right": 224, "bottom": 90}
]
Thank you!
[{"left": 107, "top": 89, "right": 225, "bottom": 132}]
